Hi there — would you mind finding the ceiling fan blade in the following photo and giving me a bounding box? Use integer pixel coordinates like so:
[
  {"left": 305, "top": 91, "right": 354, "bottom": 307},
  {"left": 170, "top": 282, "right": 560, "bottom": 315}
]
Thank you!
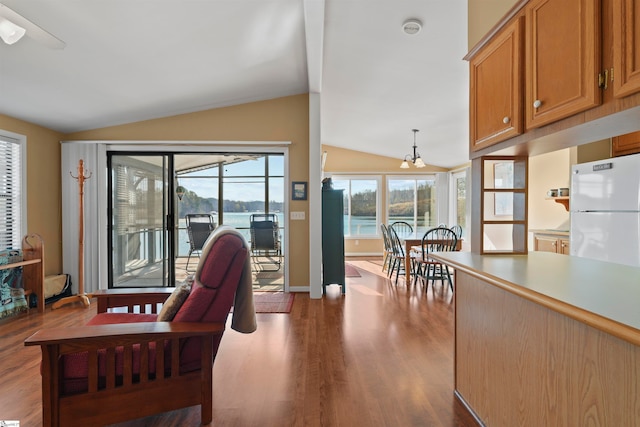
[{"left": 0, "top": 3, "right": 65, "bottom": 49}]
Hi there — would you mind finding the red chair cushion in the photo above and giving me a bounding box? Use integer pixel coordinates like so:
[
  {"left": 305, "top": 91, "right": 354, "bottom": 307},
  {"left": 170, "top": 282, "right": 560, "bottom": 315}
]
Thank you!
[{"left": 174, "top": 234, "right": 248, "bottom": 371}]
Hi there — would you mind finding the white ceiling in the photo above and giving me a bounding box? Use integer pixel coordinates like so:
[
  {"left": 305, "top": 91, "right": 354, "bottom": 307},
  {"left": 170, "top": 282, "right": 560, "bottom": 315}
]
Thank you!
[{"left": 0, "top": 0, "right": 469, "bottom": 168}]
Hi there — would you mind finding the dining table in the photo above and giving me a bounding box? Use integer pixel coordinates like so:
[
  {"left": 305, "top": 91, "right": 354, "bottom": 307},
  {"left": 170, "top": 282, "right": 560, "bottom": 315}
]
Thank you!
[{"left": 400, "top": 232, "right": 463, "bottom": 280}]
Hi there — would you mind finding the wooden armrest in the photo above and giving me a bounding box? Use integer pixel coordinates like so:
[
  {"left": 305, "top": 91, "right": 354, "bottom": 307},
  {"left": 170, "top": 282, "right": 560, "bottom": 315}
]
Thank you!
[
  {"left": 24, "top": 321, "right": 224, "bottom": 350},
  {"left": 92, "top": 288, "right": 175, "bottom": 313},
  {"left": 25, "top": 321, "right": 224, "bottom": 403}
]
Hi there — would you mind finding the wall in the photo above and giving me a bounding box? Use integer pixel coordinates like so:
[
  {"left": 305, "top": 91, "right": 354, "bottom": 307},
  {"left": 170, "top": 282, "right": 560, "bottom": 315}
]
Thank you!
[
  {"left": 577, "top": 138, "right": 611, "bottom": 163},
  {"left": 0, "top": 114, "right": 63, "bottom": 275},
  {"left": 65, "top": 94, "right": 311, "bottom": 288},
  {"left": 528, "top": 148, "right": 572, "bottom": 237},
  {"left": 468, "top": 0, "right": 519, "bottom": 47},
  {"left": 322, "top": 144, "right": 450, "bottom": 255}
]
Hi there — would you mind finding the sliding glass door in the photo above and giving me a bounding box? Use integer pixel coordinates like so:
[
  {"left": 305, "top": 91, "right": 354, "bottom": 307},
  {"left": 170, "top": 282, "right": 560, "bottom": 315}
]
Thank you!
[
  {"left": 108, "top": 154, "right": 172, "bottom": 287},
  {"left": 107, "top": 151, "right": 286, "bottom": 290}
]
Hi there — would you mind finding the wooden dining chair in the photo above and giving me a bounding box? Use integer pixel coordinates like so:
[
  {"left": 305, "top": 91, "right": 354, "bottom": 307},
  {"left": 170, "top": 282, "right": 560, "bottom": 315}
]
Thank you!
[
  {"left": 380, "top": 224, "right": 393, "bottom": 272},
  {"left": 412, "top": 227, "right": 458, "bottom": 291},
  {"left": 389, "top": 221, "right": 413, "bottom": 238},
  {"left": 450, "top": 224, "right": 463, "bottom": 239},
  {"left": 387, "top": 226, "right": 410, "bottom": 285}
]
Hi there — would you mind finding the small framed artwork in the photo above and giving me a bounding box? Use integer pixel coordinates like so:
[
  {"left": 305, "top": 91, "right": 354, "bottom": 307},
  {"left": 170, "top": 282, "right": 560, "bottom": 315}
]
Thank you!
[{"left": 292, "top": 181, "right": 307, "bottom": 200}]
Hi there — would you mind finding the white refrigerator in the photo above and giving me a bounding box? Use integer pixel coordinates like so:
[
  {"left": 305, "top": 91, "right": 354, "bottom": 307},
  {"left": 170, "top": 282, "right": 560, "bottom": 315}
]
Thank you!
[{"left": 570, "top": 153, "right": 640, "bottom": 267}]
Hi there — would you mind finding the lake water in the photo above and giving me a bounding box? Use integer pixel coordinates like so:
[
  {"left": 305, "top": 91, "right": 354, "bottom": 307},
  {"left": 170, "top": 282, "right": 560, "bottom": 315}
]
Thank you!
[{"left": 178, "top": 212, "right": 379, "bottom": 256}]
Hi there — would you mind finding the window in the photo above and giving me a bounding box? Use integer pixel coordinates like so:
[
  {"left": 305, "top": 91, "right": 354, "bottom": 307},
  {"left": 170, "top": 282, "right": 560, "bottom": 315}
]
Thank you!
[
  {"left": 332, "top": 176, "right": 380, "bottom": 237},
  {"left": 387, "top": 176, "right": 438, "bottom": 233},
  {"left": 0, "top": 133, "right": 25, "bottom": 250},
  {"left": 451, "top": 169, "right": 468, "bottom": 239}
]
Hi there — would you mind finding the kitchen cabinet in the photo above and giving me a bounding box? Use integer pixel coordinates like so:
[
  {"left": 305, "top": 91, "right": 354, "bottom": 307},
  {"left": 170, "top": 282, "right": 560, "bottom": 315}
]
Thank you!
[
  {"left": 612, "top": 130, "right": 640, "bottom": 156},
  {"left": 525, "top": 0, "right": 601, "bottom": 129},
  {"left": 469, "top": 17, "right": 524, "bottom": 151},
  {"left": 613, "top": 0, "right": 640, "bottom": 98},
  {"left": 533, "top": 231, "right": 570, "bottom": 254}
]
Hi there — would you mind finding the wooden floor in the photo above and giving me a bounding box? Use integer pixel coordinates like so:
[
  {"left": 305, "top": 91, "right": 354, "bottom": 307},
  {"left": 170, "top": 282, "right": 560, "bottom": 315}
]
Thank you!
[{"left": 0, "top": 258, "right": 478, "bottom": 427}]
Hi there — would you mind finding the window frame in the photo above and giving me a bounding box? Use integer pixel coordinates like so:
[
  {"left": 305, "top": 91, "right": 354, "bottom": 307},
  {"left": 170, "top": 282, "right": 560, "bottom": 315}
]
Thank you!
[
  {"left": 386, "top": 174, "right": 439, "bottom": 233},
  {"left": 449, "top": 168, "right": 469, "bottom": 240},
  {"left": 0, "top": 130, "right": 27, "bottom": 250},
  {"left": 330, "top": 175, "right": 381, "bottom": 239}
]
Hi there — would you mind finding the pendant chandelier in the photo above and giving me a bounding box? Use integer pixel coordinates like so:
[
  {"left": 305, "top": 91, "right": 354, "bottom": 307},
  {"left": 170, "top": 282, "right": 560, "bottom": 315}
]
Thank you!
[{"left": 400, "top": 129, "right": 425, "bottom": 168}]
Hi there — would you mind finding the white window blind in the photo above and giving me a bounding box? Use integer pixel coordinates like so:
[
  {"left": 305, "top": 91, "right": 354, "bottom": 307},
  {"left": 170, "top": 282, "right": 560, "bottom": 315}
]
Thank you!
[{"left": 0, "top": 136, "right": 22, "bottom": 250}]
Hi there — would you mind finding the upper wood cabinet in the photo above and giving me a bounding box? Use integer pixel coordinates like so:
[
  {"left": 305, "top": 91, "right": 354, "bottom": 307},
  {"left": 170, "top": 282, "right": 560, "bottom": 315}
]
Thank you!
[
  {"left": 469, "top": 18, "right": 524, "bottom": 151},
  {"left": 613, "top": 0, "right": 640, "bottom": 98},
  {"left": 612, "top": 130, "right": 640, "bottom": 156},
  {"left": 525, "top": 0, "right": 601, "bottom": 129}
]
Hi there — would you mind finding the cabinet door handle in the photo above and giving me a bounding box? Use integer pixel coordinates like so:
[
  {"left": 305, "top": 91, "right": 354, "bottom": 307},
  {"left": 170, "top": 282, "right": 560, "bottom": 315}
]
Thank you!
[
  {"left": 533, "top": 99, "right": 542, "bottom": 109},
  {"left": 503, "top": 116, "right": 510, "bottom": 124},
  {"left": 552, "top": 241, "right": 557, "bottom": 246}
]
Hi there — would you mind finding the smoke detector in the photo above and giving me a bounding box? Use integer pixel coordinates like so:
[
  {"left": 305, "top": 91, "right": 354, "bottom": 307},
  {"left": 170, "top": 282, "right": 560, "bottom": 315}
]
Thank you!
[{"left": 402, "top": 19, "right": 422, "bottom": 35}]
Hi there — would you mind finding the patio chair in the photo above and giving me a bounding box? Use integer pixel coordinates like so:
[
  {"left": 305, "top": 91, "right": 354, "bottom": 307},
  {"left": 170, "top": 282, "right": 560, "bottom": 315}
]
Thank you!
[
  {"left": 24, "top": 226, "right": 256, "bottom": 427},
  {"left": 185, "top": 213, "right": 216, "bottom": 271},
  {"left": 249, "top": 213, "right": 282, "bottom": 271}
]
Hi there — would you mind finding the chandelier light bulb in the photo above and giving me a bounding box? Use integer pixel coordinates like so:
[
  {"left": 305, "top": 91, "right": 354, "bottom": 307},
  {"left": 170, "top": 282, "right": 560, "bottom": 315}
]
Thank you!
[{"left": 399, "top": 129, "right": 426, "bottom": 168}]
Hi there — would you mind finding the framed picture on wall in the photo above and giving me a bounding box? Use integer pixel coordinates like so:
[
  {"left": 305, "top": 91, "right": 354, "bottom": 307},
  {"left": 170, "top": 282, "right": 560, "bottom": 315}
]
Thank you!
[{"left": 292, "top": 181, "right": 307, "bottom": 200}]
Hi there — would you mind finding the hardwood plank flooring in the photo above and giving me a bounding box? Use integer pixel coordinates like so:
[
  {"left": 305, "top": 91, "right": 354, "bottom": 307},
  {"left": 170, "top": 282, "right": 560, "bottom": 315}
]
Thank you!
[{"left": 0, "top": 258, "right": 478, "bottom": 426}]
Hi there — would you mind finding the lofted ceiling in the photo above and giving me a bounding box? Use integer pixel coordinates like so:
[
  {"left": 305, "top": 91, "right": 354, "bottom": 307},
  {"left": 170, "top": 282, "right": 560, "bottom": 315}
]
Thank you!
[{"left": 0, "top": 0, "right": 469, "bottom": 168}]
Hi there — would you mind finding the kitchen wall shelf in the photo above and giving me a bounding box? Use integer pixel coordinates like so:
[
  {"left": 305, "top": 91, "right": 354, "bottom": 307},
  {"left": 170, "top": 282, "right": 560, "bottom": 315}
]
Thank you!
[{"left": 546, "top": 196, "right": 569, "bottom": 211}]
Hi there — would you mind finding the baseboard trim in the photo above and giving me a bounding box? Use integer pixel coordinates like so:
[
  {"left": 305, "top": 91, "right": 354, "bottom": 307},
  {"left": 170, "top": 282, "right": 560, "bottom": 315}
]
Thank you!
[
  {"left": 289, "top": 286, "right": 309, "bottom": 293},
  {"left": 345, "top": 252, "right": 382, "bottom": 257}
]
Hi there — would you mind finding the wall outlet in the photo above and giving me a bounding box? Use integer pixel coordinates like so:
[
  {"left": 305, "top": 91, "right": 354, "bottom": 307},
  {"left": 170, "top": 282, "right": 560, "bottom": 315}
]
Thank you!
[
  {"left": 355, "top": 240, "right": 359, "bottom": 245},
  {"left": 290, "top": 211, "right": 305, "bottom": 220}
]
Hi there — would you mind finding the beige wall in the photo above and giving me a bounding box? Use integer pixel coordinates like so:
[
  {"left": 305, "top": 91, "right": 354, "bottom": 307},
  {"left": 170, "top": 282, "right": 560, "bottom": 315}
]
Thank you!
[
  {"left": 528, "top": 149, "right": 572, "bottom": 231},
  {"left": 0, "top": 114, "right": 63, "bottom": 276},
  {"left": 468, "top": 0, "right": 518, "bottom": 48},
  {"left": 577, "top": 138, "right": 611, "bottom": 163},
  {"left": 66, "top": 94, "right": 311, "bottom": 287}
]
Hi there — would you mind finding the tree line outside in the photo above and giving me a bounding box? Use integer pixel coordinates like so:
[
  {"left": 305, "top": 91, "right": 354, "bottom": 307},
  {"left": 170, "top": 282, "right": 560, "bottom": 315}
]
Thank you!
[
  {"left": 176, "top": 188, "right": 283, "bottom": 217},
  {"left": 176, "top": 183, "right": 436, "bottom": 220},
  {"left": 346, "top": 184, "right": 435, "bottom": 217}
]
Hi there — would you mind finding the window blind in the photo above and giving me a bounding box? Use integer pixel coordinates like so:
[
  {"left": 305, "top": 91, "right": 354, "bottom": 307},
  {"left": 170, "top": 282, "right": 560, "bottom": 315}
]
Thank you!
[{"left": 0, "top": 136, "right": 21, "bottom": 250}]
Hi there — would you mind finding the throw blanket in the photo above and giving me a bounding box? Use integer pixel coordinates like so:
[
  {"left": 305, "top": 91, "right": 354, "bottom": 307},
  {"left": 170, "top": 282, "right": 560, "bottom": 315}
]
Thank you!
[{"left": 197, "top": 225, "right": 257, "bottom": 333}]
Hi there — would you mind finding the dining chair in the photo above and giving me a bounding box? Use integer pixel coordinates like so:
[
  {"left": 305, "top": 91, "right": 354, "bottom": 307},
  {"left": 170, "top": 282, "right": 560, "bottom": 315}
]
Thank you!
[
  {"left": 387, "top": 226, "right": 408, "bottom": 285},
  {"left": 450, "top": 224, "right": 463, "bottom": 239},
  {"left": 389, "top": 221, "right": 414, "bottom": 238},
  {"left": 412, "top": 227, "right": 458, "bottom": 291},
  {"left": 380, "top": 224, "right": 393, "bottom": 272}
]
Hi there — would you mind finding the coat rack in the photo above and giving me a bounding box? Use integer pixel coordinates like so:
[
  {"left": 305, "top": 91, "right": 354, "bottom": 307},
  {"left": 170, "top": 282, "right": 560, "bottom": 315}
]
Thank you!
[{"left": 52, "top": 159, "right": 92, "bottom": 309}]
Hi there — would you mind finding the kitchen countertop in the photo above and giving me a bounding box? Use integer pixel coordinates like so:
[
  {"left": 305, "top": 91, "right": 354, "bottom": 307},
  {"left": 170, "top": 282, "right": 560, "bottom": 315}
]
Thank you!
[
  {"left": 529, "top": 228, "right": 570, "bottom": 236},
  {"left": 430, "top": 251, "right": 640, "bottom": 345}
]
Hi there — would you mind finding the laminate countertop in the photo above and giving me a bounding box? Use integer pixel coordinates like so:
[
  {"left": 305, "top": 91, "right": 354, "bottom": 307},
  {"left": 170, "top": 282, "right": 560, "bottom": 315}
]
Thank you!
[
  {"left": 529, "top": 228, "right": 570, "bottom": 237},
  {"left": 430, "top": 251, "right": 640, "bottom": 346}
]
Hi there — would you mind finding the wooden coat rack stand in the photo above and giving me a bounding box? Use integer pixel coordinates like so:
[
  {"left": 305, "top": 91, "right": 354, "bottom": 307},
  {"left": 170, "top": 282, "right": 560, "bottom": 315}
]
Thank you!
[{"left": 52, "top": 160, "right": 93, "bottom": 309}]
